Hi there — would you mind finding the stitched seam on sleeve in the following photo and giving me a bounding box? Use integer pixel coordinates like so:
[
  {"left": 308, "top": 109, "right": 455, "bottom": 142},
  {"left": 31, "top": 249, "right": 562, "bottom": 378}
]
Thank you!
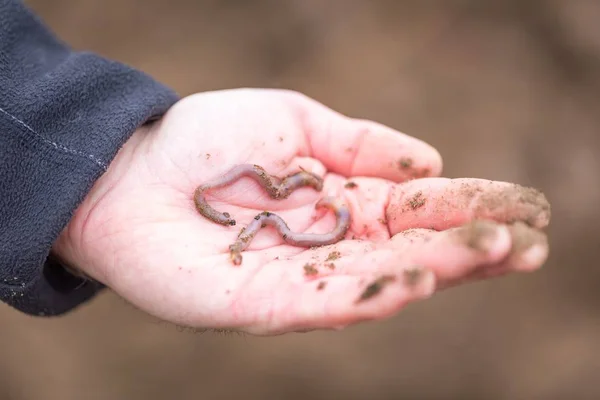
[{"left": 0, "top": 106, "right": 108, "bottom": 171}]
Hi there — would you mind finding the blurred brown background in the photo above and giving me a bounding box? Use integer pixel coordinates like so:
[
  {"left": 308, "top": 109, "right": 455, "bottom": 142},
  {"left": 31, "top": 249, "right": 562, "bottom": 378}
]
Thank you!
[{"left": 3, "top": 0, "right": 600, "bottom": 399}]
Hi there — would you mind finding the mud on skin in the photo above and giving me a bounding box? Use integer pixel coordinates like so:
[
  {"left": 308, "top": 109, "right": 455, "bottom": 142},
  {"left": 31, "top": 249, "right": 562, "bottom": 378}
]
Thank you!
[{"left": 194, "top": 164, "right": 324, "bottom": 226}]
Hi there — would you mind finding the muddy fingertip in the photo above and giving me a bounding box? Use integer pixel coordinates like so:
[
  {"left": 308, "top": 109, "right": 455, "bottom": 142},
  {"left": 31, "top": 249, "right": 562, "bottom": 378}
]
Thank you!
[
  {"left": 452, "top": 220, "right": 509, "bottom": 254},
  {"left": 506, "top": 222, "right": 550, "bottom": 271},
  {"left": 508, "top": 222, "right": 548, "bottom": 253}
]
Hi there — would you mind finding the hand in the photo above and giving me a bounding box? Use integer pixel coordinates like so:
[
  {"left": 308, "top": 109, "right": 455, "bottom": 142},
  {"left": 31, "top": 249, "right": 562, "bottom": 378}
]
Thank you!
[{"left": 53, "top": 89, "right": 550, "bottom": 335}]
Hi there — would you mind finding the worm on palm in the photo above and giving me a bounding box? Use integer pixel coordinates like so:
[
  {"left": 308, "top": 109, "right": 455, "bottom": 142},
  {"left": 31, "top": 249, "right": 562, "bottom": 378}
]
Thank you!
[
  {"left": 194, "top": 164, "right": 324, "bottom": 226},
  {"left": 228, "top": 196, "right": 351, "bottom": 265}
]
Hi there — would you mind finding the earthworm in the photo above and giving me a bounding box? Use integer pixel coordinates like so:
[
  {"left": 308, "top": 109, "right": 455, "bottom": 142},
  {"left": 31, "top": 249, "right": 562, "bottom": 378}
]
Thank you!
[
  {"left": 228, "top": 196, "right": 351, "bottom": 265},
  {"left": 194, "top": 164, "right": 324, "bottom": 226}
]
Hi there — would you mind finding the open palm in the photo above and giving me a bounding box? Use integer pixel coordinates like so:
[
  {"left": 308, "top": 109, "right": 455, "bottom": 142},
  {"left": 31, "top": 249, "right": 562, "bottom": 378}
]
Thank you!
[{"left": 54, "top": 89, "right": 550, "bottom": 335}]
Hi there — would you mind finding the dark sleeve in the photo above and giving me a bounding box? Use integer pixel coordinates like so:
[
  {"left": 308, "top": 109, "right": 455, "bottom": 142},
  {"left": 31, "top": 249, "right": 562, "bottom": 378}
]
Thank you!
[{"left": 0, "top": 0, "right": 180, "bottom": 316}]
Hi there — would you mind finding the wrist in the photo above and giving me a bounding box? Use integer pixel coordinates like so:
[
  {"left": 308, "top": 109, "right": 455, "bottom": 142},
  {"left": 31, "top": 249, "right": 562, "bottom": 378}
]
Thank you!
[{"left": 51, "top": 124, "right": 150, "bottom": 280}]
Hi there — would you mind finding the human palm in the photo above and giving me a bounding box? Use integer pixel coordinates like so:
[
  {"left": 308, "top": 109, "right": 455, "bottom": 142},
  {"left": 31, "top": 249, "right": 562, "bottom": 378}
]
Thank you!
[{"left": 53, "top": 89, "right": 550, "bottom": 335}]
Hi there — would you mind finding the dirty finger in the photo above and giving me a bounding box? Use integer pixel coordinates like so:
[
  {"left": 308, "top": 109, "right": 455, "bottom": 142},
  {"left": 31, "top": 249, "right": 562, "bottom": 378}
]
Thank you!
[{"left": 386, "top": 177, "right": 551, "bottom": 234}]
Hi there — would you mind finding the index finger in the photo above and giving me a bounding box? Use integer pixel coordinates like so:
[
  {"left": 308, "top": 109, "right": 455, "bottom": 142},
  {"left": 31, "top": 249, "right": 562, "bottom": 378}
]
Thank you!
[
  {"left": 385, "top": 177, "right": 551, "bottom": 234},
  {"left": 286, "top": 91, "right": 443, "bottom": 182}
]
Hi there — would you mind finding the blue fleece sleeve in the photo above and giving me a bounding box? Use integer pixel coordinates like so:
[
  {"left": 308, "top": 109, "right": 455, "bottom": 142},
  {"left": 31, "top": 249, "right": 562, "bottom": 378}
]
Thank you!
[{"left": 0, "top": 0, "right": 180, "bottom": 316}]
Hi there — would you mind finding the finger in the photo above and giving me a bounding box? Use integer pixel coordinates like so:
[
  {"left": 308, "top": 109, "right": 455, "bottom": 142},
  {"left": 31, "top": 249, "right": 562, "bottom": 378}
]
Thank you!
[
  {"left": 245, "top": 220, "right": 512, "bottom": 334},
  {"left": 230, "top": 220, "right": 508, "bottom": 334},
  {"left": 286, "top": 91, "right": 443, "bottom": 182},
  {"left": 436, "top": 222, "right": 549, "bottom": 290},
  {"left": 282, "top": 267, "right": 435, "bottom": 334},
  {"left": 386, "top": 177, "right": 551, "bottom": 234},
  {"left": 239, "top": 249, "right": 436, "bottom": 335},
  {"left": 246, "top": 219, "right": 546, "bottom": 289},
  {"left": 218, "top": 220, "right": 529, "bottom": 334},
  {"left": 405, "top": 220, "right": 514, "bottom": 284}
]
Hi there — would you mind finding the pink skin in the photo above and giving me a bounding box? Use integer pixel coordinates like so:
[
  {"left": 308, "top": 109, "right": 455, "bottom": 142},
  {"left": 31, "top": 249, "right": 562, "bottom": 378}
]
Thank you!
[
  {"left": 229, "top": 197, "right": 351, "bottom": 265},
  {"left": 194, "top": 164, "right": 324, "bottom": 226}
]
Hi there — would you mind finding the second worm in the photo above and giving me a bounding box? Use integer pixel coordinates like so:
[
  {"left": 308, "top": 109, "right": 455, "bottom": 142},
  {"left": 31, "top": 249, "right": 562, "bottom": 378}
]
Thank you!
[{"left": 228, "top": 196, "right": 351, "bottom": 265}]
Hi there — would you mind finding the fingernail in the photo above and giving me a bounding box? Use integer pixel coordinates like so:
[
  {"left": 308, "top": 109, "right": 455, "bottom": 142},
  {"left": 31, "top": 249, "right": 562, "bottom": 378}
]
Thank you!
[
  {"left": 519, "top": 244, "right": 549, "bottom": 271},
  {"left": 506, "top": 222, "right": 549, "bottom": 271},
  {"left": 454, "top": 219, "right": 501, "bottom": 253}
]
